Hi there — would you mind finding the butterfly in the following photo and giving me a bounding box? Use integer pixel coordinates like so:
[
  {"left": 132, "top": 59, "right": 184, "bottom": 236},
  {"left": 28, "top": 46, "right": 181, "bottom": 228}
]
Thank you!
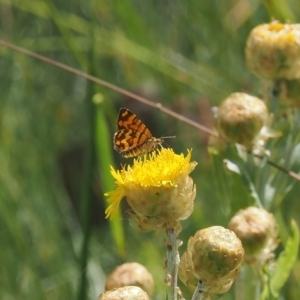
[{"left": 113, "top": 108, "right": 165, "bottom": 158}]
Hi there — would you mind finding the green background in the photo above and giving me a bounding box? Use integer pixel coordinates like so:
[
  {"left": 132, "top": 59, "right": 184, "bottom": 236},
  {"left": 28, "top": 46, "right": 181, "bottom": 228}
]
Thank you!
[{"left": 1, "top": 0, "right": 300, "bottom": 299}]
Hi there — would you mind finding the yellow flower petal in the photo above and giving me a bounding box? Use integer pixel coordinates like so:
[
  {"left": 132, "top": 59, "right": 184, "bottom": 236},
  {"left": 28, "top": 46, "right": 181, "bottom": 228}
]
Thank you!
[{"left": 105, "top": 186, "right": 126, "bottom": 219}]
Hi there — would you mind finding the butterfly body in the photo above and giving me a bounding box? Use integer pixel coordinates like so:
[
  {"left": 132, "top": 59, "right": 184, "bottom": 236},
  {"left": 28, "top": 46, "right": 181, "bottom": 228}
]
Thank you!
[{"left": 113, "top": 108, "right": 163, "bottom": 158}]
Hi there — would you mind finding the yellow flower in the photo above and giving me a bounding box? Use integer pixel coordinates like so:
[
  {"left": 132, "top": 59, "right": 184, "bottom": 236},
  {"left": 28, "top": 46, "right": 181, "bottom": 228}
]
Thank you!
[{"left": 105, "top": 148, "right": 197, "bottom": 233}]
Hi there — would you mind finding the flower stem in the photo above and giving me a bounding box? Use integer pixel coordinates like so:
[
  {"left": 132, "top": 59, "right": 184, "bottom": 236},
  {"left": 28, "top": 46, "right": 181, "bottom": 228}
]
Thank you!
[
  {"left": 191, "top": 282, "right": 210, "bottom": 300},
  {"left": 234, "top": 265, "right": 261, "bottom": 300},
  {"left": 165, "top": 228, "right": 182, "bottom": 300}
]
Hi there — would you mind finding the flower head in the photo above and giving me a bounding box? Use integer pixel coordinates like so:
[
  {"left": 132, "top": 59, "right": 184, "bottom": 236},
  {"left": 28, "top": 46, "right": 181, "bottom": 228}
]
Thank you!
[
  {"left": 228, "top": 206, "right": 278, "bottom": 268},
  {"left": 98, "top": 286, "right": 149, "bottom": 300},
  {"left": 215, "top": 92, "right": 280, "bottom": 154},
  {"left": 178, "top": 226, "right": 244, "bottom": 295},
  {"left": 215, "top": 93, "right": 268, "bottom": 148},
  {"left": 105, "top": 148, "right": 197, "bottom": 233},
  {"left": 245, "top": 21, "right": 300, "bottom": 80},
  {"left": 105, "top": 262, "right": 154, "bottom": 296}
]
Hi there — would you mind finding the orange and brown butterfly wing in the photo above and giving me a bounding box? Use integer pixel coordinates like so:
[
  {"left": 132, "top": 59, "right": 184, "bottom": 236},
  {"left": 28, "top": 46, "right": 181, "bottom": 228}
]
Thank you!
[
  {"left": 113, "top": 108, "right": 154, "bottom": 157},
  {"left": 113, "top": 129, "right": 150, "bottom": 152},
  {"left": 116, "top": 108, "right": 152, "bottom": 137}
]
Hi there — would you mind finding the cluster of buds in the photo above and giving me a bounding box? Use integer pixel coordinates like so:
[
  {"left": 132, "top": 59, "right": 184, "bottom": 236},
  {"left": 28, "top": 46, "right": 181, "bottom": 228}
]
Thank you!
[{"left": 214, "top": 21, "right": 300, "bottom": 149}]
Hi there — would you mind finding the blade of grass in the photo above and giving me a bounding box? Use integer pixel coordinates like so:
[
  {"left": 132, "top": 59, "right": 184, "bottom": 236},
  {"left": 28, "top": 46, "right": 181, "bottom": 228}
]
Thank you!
[
  {"left": 261, "top": 0, "right": 296, "bottom": 22},
  {"left": 76, "top": 60, "right": 95, "bottom": 300},
  {"left": 94, "top": 94, "right": 125, "bottom": 258}
]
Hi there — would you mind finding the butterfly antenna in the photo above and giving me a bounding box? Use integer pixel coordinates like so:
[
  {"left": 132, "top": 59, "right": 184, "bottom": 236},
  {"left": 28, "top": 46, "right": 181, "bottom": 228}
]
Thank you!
[
  {"left": 161, "top": 135, "right": 176, "bottom": 149},
  {"left": 162, "top": 135, "right": 176, "bottom": 139}
]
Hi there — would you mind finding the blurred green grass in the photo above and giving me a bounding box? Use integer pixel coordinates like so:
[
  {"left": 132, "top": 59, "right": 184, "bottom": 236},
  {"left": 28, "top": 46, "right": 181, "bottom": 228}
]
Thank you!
[{"left": 1, "top": 0, "right": 300, "bottom": 299}]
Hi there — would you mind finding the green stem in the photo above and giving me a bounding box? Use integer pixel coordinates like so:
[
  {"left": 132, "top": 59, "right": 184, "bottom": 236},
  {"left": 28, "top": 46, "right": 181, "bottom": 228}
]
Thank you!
[
  {"left": 234, "top": 265, "right": 261, "bottom": 300},
  {"left": 166, "top": 228, "right": 181, "bottom": 300},
  {"left": 191, "top": 282, "right": 210, "bottom": 300},
  {"left": 261, "top": 0, "right": 295, "bottom": 22}
]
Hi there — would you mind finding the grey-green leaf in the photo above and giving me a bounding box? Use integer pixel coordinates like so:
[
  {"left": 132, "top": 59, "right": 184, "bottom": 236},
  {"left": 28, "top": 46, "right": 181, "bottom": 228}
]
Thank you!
[{"left": 271, "top": 220, "right": 299, "bottom": 297}]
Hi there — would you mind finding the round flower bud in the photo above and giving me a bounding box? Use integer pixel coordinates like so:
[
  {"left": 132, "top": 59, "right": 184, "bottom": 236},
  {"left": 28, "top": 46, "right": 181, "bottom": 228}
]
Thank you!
[
  {"left": 228, "top": 207, "right": 278, "bottom": 267},
  {"left": 245, "top": 22, "right": 300, "bottom": 80},
  {"left": 98, "top": 286, "right": 149, "bottom": 300},
  {"left": 178, "top": 226, "right": 244, "bottom": 295},
  {"left": 215, "top": 93, "right": 268, "bottom": 149},
  {"left": 105, "top": 262, "right": 154, "bottom": 296}
]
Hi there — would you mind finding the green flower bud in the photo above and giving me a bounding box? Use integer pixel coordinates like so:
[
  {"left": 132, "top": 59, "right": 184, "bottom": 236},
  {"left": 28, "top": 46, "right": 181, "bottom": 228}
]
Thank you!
[
  {"left": 105, "top": 262, "right": 154, "bottom": 296},
  {"left": 228, "top": 207, "right": 278, "bottom": 267},
  {"left": 216, "top": 93, "right": 268, "bottom": 149},
  {"left": 98, "top": 286, "right": 149, "bottom": 300},
  {"left": 178, "top": 226, "right": 244, "bottom": 295},
  {"left": 245, "top": 22, "right": 300, "bottom": 80}
]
